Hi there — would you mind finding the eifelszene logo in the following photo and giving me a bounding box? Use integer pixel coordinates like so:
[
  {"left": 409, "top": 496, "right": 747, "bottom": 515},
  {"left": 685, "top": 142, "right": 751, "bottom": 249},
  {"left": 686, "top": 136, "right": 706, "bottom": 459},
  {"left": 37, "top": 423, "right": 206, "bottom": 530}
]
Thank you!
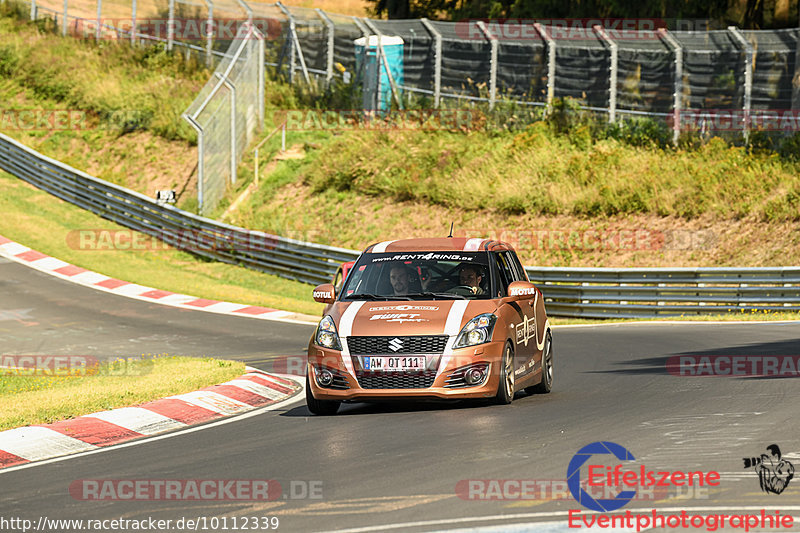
[
  {"left": 567, "top": 441, "right": 721, "bottom": 512},
  {"left": 743, "top": 444, "right": 795, "bottom": 495}
]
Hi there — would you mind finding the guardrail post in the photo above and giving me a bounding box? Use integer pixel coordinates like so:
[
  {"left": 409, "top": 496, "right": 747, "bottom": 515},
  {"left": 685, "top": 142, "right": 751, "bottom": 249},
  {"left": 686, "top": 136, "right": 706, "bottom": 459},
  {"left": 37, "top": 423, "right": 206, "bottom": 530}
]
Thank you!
[
  {"left": 420, "top": 18, "right": 442, "bottom": 108},
  {"left": 316, "top": 9, "right": 335, "bottom": 85},
  {"left": 476, "top": 21, "right": 497, "bottom": 109},
  {"left": 593, "top": 25, "right": 618, "bottom": 123},
  {"left": 167, "top": 0, "right": 174, "bottom": 51},
  {"left": 658, "top": 28, "right": 683, "bottom": 146},
  {"left": 62, "top": 0, "right": 68, "bottom": 37},
  {"left": 534, "top": 23, "right": 555, "bottom": 111},
  {"left": 728, "top": 26, "right": 753, "bottom": 143},
  {"left": 30, "top": 0, "right": 36, "bottom": 21}
]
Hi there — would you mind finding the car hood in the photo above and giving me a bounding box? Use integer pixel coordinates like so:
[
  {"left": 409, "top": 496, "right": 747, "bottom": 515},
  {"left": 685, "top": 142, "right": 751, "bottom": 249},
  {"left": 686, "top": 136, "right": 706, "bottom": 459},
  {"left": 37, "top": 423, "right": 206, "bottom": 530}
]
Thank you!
[{"left": 328, "top": 300, "right": 499, "bottom": 337}]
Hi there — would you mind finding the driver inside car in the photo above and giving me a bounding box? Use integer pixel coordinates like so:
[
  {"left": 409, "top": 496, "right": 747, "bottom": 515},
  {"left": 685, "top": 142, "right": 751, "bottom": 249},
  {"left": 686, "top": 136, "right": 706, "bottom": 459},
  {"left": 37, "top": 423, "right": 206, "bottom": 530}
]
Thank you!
[{"left": 458, "top": 264, "right": 485, "bottom": 295}]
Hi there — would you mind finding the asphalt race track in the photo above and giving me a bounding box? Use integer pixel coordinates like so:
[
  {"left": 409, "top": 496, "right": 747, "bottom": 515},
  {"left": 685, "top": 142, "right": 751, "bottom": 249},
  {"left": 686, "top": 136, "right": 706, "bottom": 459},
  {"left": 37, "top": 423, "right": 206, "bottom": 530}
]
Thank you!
[{"left": 2, "top": 256, "right": 800, "bottom": 532}]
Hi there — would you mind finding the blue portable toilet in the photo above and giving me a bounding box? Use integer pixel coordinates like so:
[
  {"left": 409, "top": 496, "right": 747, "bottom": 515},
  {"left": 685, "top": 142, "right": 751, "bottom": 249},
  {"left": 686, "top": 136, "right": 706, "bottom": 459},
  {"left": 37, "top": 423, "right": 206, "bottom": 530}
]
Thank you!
[{"left": 354, "top": 35, "right": 404, "bottom": 112}]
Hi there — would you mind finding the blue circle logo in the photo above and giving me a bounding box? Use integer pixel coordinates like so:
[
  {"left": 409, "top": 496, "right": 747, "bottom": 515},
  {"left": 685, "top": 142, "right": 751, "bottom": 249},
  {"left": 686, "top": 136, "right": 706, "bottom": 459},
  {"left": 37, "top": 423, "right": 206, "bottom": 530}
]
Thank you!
[{"left": 567, "top": 441, "right": 637, "bottom": 512}]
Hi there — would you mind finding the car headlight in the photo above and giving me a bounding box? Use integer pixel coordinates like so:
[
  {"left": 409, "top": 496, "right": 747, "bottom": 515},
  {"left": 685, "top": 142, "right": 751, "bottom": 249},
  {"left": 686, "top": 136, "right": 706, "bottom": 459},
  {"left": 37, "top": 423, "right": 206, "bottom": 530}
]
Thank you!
[
  {"left": 454, "top": 313, "right": 497, "bottom": 349},
  {"left": 315, "top": 315, "right": 342, "bottom": 350}
]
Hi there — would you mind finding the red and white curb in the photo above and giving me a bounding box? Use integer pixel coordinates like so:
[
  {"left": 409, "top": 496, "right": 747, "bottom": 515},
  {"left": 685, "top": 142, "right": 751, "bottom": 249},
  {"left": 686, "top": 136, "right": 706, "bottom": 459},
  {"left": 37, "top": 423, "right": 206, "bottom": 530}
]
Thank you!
[
  {"left": 0, "top": 367, "right": 301, "bottom": 469},
  {"left": 0, "top": 234, "right": 317, "bottom": 326}
]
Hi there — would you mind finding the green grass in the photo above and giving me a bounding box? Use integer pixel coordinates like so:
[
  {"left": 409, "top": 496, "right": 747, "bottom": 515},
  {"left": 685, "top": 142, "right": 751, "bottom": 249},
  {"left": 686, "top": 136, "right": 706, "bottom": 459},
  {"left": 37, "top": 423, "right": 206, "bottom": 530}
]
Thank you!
[
  {"left": 0, "top": 6, "right": 205, "bottom": 142},
  {"left": 0, "top": 170, "right": 324, "bottom": 316},
  {"left": 299, "top": 126, "right": 800, "bottom": 222},
  {"left": 0, "top": 355, "right": 246, "bottom": 430}
]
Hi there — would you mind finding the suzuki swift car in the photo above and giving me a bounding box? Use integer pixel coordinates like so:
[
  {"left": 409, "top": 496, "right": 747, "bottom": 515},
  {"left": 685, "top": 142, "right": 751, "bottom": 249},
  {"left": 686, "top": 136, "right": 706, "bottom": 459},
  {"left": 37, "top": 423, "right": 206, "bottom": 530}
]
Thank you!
[{"left": 306, "top": 238, "right": 553, "bottom": 415}]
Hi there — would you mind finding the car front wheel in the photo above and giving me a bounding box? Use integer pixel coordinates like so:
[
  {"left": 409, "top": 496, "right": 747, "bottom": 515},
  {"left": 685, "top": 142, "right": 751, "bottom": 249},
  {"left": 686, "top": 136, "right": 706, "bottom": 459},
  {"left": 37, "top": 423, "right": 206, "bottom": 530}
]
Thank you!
[
  {"left": 494, "top": 341, "right": 515, "bottom": 405},
  {"left": 306, "top": 375, "right": 341, "bottom": 415}
]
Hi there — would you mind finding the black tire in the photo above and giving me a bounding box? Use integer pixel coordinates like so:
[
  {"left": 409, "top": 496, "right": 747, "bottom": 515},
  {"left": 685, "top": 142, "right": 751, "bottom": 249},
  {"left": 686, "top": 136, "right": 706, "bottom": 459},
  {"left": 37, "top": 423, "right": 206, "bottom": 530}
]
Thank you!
[
  {"left": 494, "top": 342, "right": 515, "bottom": 405},
  {"left": 526, "top": 331, "right": 553, "bottom": 394},
  {"left": 305, "top": 375, "right": 341, "bottom": 415}
]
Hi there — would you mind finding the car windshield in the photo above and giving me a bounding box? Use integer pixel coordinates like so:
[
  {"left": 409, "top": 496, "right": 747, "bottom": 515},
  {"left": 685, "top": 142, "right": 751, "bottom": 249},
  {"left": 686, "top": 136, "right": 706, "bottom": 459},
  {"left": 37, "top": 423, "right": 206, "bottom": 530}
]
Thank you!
[{"left": 341, "top": 252, "right": 492, "bottom": 300}]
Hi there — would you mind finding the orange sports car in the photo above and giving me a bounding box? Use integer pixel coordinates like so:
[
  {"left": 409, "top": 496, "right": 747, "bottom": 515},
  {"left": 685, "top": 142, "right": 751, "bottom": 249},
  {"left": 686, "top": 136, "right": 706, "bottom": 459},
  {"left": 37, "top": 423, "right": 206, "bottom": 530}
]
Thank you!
[{"left": 306, "top": 237, "right": 553, "bottom": 415}]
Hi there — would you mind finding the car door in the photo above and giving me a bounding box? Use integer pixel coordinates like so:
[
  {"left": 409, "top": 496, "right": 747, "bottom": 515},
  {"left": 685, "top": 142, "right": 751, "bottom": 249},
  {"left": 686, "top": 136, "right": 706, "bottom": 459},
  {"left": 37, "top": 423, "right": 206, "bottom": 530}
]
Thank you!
[{"left": 493, "top": 252, "right": 536, "bottom": 379}]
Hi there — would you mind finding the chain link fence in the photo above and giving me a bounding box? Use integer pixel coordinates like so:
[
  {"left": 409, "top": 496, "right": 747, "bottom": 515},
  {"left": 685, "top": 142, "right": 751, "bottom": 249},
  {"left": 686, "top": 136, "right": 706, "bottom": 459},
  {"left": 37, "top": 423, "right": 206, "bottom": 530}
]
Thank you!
[
  {"left": 9, "top": 1, "right": 800, "bottom": 214},
  {"left": 183, "top": 22, "right": 264, "bottom": 215}
]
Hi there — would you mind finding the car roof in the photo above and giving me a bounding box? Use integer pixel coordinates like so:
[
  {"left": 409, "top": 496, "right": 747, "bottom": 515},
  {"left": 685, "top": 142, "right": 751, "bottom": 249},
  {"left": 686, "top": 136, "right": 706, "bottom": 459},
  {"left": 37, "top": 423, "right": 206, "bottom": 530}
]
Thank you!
[{"left": 364, "top": 238, "right": 516, "bottom": 253}]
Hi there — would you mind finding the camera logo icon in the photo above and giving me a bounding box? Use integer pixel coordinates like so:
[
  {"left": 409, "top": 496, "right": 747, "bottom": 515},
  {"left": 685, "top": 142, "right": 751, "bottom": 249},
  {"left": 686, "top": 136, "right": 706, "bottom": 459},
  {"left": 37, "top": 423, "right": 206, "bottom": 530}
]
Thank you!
[{"left": 743, "top": 444, "right": 794, "bottom": 495}]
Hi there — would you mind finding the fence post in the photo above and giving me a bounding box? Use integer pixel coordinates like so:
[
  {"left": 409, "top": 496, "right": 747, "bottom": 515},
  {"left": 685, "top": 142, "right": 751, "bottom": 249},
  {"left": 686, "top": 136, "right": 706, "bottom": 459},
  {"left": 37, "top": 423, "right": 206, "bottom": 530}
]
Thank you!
[
  {"left": 316, "top": 9, "right": 335, "bottom": 85},
  {"left": 593, "top": 25, "right": 617, "bottom": 123},
  {"left": 183, "top": 115, "right": 204, "bottom": 214},
  {"left": 276, "top": 2, "right": 296, "bottom": 84},
  {"left": 30, "top": 0, "right": 35, "bottom": 21},
  {"left": 728, "top": 26, "right": 753, "bottom": 143},
  {"left": 658, "top": 28, "right": 683, "bottom": 146},
  {"left": 476, "top": 21, "right": 497, "bottom": 109},
  {"left": 352, "top": 16, "right": 369, "bottom": 37},
  {"left": 167, "top": 0, "right": 174, "bottom": 51},
  {"left": 93, "top": 0, "right": 102, "bottom": 39},
  {"left": 258, "top": 28, "right": 265, "bottom": 126},
  {"left": 62, "top": 0, "right": 68, "bottom": 37},
  {"left": 534, "top": 23, "right": 555, "bottom": 111},
  {"left": 205, "top": 1, "right": 213, "bottom": 67},
  {"left": 420, "top": 18, "right": 441, "bottom": 108},
  {"left": 793, "top": 28, "right": 800, "bottom": 111},
  {"left": 130, "top": 0, "right": 136, "bottom": 44}
]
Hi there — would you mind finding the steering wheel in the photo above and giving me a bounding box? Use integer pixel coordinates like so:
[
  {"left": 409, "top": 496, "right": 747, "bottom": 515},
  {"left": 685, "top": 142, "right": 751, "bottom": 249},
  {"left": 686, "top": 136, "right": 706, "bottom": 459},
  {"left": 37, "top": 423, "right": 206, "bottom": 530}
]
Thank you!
[{"left": 447, "top": 285, "right": 477, "bottom": 296}]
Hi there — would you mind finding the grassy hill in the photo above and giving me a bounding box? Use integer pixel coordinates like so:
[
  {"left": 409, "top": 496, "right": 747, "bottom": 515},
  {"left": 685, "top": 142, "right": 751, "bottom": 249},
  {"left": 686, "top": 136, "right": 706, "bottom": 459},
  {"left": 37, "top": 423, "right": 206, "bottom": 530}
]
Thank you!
[{"left": 1, "top": 7, "right": 799, "bottom": 274}]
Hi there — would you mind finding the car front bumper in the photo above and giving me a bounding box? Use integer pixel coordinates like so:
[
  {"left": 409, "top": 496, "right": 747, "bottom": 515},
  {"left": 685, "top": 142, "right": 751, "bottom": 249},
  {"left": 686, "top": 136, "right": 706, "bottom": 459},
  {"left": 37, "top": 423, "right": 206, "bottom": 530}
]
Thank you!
[{"left": 306, "top": 340, "right": 505, "bottom": 401}]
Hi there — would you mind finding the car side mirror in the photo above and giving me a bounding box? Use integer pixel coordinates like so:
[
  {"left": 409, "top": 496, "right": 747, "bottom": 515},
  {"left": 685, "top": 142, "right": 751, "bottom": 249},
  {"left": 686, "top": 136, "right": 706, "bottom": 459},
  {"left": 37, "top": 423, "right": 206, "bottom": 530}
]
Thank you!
[
  {"left": 312, "top": 283, "right": 336, "bottom": 304},
  {"left": 507, "top": 281, "right": 538, "bottom": 301}
]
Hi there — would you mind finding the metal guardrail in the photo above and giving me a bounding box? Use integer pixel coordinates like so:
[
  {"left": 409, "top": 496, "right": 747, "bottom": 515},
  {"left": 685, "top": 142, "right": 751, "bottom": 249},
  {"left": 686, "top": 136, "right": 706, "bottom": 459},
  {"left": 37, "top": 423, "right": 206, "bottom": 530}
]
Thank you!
[
  {"left": 1, "top": 132, "right": 798, "bottom": 318},
  {"left": 0, "top": 133, "right": 358, "bottom": 285},
  {"left": 526, "top": 266, "right": 800, "bottom": 318}
]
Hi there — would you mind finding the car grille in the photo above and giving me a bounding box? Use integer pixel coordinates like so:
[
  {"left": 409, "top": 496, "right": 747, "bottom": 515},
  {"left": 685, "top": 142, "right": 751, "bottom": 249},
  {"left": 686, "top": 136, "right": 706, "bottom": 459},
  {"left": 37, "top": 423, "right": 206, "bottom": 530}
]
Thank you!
[
  {"left": 347, "top": 336, "right": 448, "bottom": 355},
  {"left": 356, "top": 371, "right": 437, "bottom": 389}
]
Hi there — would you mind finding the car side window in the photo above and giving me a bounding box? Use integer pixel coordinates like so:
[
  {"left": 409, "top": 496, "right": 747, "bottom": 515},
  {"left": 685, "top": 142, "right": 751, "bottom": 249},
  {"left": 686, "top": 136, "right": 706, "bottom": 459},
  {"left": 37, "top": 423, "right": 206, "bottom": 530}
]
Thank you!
[
  {"left": 507, "top": 252, "right": 528, "bottom": 281},
  {"left": 492, "top": 253, "right": 515, "bottom": 296},
  {"left": 498, "top": 251, "right": 523, "bottom": 282}
]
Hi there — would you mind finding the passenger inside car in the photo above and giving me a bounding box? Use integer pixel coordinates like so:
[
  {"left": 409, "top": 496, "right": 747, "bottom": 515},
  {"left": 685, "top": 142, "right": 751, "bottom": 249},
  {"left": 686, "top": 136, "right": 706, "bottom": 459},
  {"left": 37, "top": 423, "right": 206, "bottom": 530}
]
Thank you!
[{"left": 458, "top": 264, "right": 486, "bottom": 295}]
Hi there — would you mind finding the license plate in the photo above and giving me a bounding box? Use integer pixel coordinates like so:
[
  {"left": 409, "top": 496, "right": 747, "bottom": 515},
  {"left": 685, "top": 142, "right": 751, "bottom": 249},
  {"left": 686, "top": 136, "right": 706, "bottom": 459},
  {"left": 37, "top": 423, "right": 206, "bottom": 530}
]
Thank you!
[{"left": 363, "top": 356, "right": 426, "bottom": 372}]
